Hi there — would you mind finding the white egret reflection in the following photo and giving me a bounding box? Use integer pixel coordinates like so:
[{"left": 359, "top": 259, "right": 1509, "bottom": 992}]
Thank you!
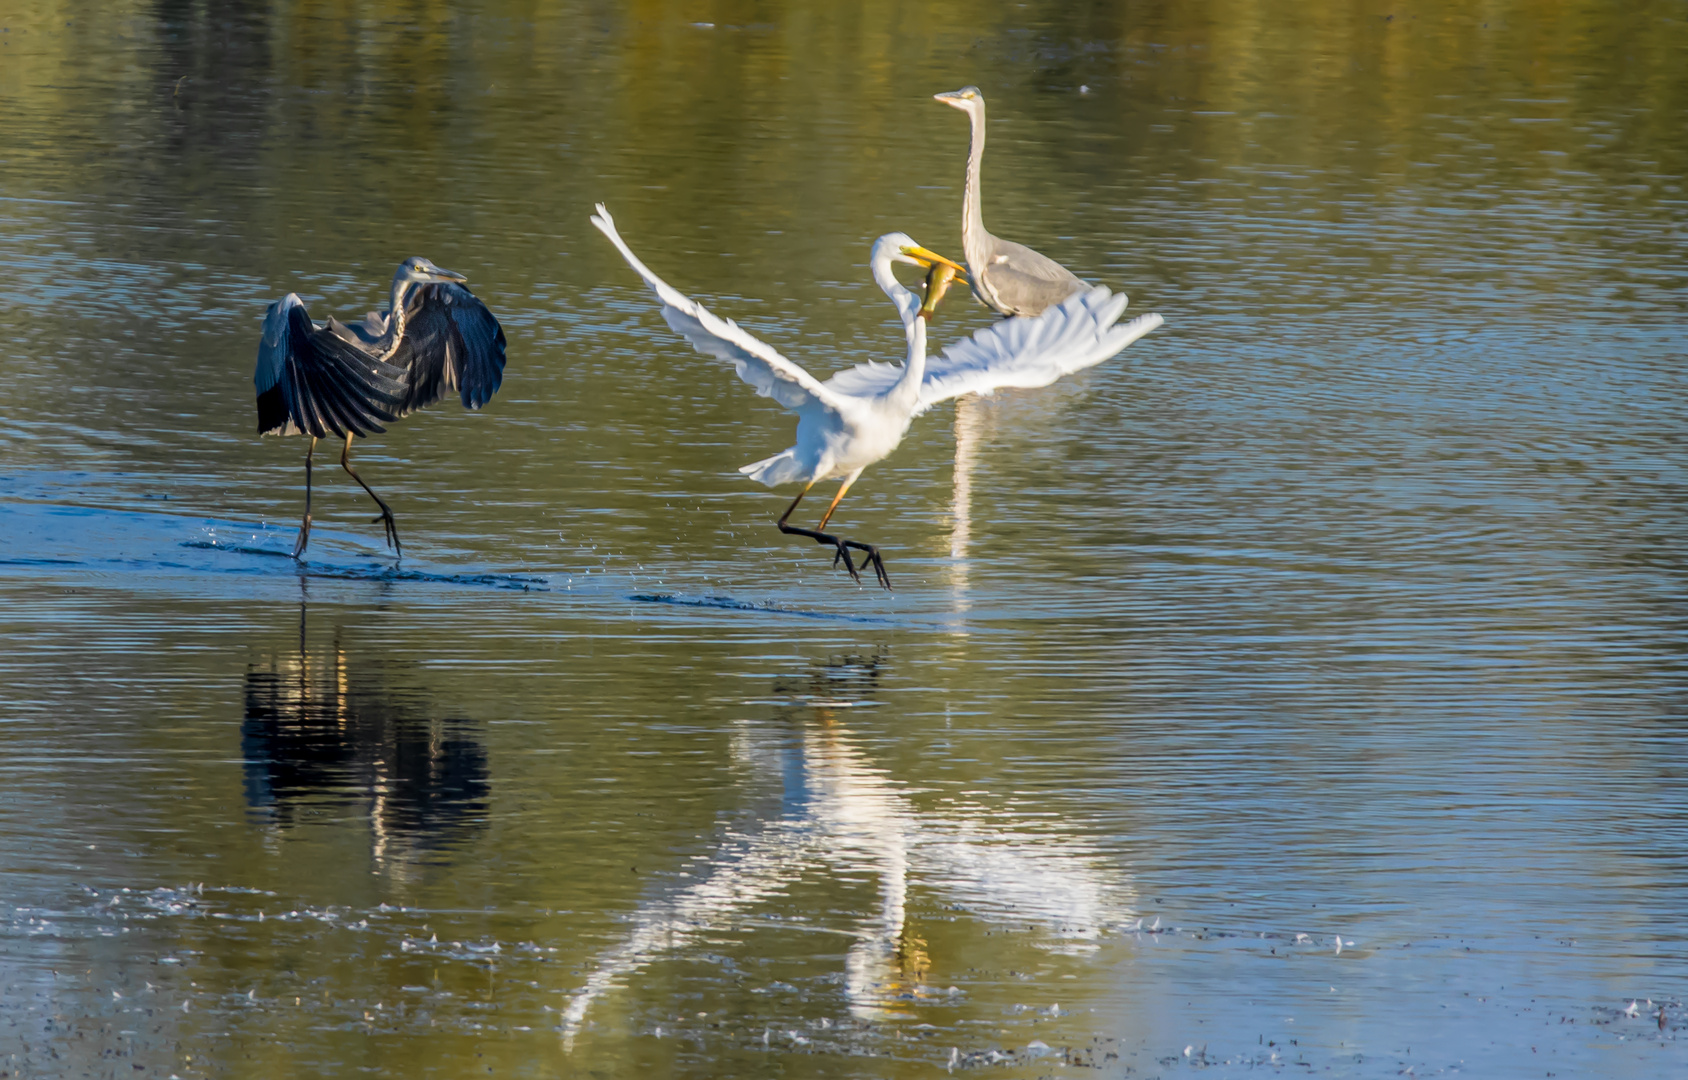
[
  {"left": 560, "top": 707, "right": 1132, "bottom": 1047},
  {"left": 948, "top": 394, "right": 983, "bottom": 607}
]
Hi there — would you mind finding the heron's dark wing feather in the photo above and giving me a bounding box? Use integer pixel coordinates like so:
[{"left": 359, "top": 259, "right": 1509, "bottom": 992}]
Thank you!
[
  {"left": 254, "top": 293, "right": 406, "bottom": 438},
  {"left": 390, "top": 283, "right": 508, "bottom": 416}
]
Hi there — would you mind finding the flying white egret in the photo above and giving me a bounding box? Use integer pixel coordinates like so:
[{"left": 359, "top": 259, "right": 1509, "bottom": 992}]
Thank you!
[
  {"left": 590, "top": 203, "right": 1163, "bottom": 589},
  {"left": 935, "top": 86, "right": 1090, "bottom": 317},
  {"left": 255, "top": 257, "right": 507, "bottom": 558}
]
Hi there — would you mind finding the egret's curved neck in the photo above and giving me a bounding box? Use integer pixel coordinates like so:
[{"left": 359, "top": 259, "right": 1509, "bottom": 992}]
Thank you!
[
  {"left": 889, "top": 316, "right": 927, "bottom": 413},
  {"left": 960, "top": 102, "right": 989, "bottom": 268},
  {"left": 374, "top": 275, "right": 415, "bottom": 360},
  {"left": 870, "top": 251, "right": 921, "bottom": 326}
]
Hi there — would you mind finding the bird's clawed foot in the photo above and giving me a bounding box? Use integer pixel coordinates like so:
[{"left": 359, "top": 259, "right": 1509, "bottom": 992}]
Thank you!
[
  {"left": 828, "top": 538, "right": 862, "bottom": 584},
  {"left": 292, "top": 515, "right": 313, "bottom": 561},
  {"left": 370, "top": 506, "right": 402, "bottom": 556},
  {"left": 779, "top": 522, "right": 891, "bottom": 590},
  {"left": 844, "top": 539, "right": 891, "bottom": 590}
]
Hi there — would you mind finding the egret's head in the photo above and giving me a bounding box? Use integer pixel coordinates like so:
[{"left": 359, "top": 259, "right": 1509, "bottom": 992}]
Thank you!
[
  {"left": 396, "top": 256, "right": 468, "bottom": 285},
  {"left": 934, "top": 86, "right": 984, "bottom": 115},
  {"left": 873, "top": 233, "right": 968, "bottom": 280}
]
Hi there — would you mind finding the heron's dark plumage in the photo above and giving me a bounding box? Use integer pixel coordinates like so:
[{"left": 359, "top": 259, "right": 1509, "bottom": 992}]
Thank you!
[
  {"left": 390, "top": 282, "right": 508, "bottom": 416},
  {"left": 253, "top": 281, "right": 507, "bottom": 438},
  {"left": 254, "top": 294, "right": 406, "bottom": 438}
]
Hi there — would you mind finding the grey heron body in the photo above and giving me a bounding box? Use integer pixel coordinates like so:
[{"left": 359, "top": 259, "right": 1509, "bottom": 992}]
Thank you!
[
  {"left": 935, "top": 86, "right": 1090, "bottom": 318},
  {"left": 254, "top": 256, "right": 508, "bottom": 559}
]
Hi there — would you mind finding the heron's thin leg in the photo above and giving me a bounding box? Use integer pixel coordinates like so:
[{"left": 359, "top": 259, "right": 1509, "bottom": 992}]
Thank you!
[
  {"left": 291, "top": 436, "right": 317, "bottom": 561},
  {"left": 340, "top": 433, "right": 402, "bottom": 556}
]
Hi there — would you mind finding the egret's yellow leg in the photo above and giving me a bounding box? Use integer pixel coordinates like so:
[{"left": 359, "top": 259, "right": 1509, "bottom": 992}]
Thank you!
[{"left": 817, "top": 476, "right": 858, "bottom": 532}]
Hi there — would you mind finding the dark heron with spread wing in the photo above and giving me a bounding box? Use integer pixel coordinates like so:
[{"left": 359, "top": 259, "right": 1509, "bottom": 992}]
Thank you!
[{"left": 254, "top": 256, "right": 507, "bottom": 559}]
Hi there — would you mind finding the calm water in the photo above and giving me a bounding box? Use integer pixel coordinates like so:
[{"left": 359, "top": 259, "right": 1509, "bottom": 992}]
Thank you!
[{"left": 3, "top": 1, "right": 1687, "bottom": 1076}]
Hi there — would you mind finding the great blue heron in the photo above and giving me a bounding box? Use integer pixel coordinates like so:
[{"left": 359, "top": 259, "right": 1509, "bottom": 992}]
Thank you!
[
  {"left": 590, "top": 204, "right": 1162, "bottom": 590},
  {"left": 254, "top": 256, "right": 507, "bottom": 559},
  {"left": 935, "top": 86, "right": 1091, "bottom": 317}
]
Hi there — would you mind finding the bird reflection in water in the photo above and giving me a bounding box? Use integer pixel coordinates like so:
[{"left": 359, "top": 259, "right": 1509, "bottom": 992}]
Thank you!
[
  {"left": 241, "top": 600, "right": 489, "bottom": 877},
  {"left": 560, "top": 652, "right": 1131, "bottom": 1048},
  {"left": 948, "top": 395, "right": 983, "bottom": 607}
]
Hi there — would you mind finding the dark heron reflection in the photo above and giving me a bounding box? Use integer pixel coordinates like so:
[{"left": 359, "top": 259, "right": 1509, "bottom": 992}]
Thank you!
[{"left": 241, "top": 622, "right": 489, "bottom": 868}]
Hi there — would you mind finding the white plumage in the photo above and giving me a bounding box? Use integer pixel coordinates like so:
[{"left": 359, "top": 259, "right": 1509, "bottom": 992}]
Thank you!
[
  {"left": 590, "top": 202, "right": 1163, "bottom": 586},
  {"left": 592, "top": 203, "right": 1161, "bottom": 483}
]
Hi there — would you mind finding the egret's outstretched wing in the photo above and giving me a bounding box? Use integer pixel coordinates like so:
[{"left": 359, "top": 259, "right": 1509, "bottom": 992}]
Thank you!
[
  {"left": 254, "top": 294, "right": 406, "bottom": 438},
  {"left": 825, "top": 287, "right": 1163, "bottom": 415},
  {"left": 389, "top": 282, "right": 508, "bottom": 416},
  {"left": 590, "top": 204, "right": 844, "bottom": 416}
]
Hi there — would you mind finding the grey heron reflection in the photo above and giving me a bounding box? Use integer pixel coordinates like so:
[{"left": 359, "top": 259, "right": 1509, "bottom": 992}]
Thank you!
[
  {"left": 241, "top": 608, "right": 489, "bottom": 874},
  {"left": 560, "top": 653, "right": 1131, "bottom": 1048},
  {"left": 255, "top": 256, "right": 508, "bottom": 559}
]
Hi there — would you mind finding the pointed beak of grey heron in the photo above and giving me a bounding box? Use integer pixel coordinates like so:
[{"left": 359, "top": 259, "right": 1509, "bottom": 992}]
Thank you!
[{"left": 431, "top": 266, "right": 468, "bottom": 283}]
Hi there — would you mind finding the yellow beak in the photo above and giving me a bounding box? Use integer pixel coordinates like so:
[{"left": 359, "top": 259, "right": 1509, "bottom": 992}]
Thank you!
[{"left": 900, "top": 245, "right": 970, "bottom": 284}]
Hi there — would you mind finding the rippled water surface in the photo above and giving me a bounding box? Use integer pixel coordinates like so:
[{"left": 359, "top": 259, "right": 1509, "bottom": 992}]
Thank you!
[{"left": 3, "top": 1, "right": 1687, "bottom": 1076}]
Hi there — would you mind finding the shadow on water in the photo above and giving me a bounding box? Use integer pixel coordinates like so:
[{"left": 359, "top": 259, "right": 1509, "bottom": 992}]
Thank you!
[{"left": 240, "top": 595, "right": 489, "bottom": 871}]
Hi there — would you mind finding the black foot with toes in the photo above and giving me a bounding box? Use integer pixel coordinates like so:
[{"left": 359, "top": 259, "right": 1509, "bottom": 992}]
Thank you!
[
  {"left": 371, "top": 507, "right": 402, "bottom": 555},
  {"left": 828, "top": 539, "right": 862, "bottom": 583},
  {"left": 778, "top": 522, "right": 890, "bottom": 588},
  {"left": 843, "top": 539, "right": 891, "bottom": 590}
]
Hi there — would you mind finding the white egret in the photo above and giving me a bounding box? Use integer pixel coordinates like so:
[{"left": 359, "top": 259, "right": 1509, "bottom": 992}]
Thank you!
[
  {"left": 590, "top": 203, "right": 1163, "bottom": 589},
  {"left": 935, "top": 86, "right": 1090, "bottom": 317}
]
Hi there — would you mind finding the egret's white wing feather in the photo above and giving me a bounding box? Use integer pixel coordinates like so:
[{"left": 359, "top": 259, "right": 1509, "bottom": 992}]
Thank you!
[
  {"left": 591, "top": 204, "right": 844, "bottom": 416},
  {"left": 825, "top": 287, "right": 1163, "bottom": 414}
]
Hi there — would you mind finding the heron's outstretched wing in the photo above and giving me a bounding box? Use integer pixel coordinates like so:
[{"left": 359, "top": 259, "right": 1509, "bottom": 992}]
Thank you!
[
  {"left": 390, "top": 283, "right": 508, "bottom": 416},
  {"left": 590, "top": 204, "right": 845, "bottom": 416},
  {"left": 254, "top": 294, "right": 406, "bottom": 438},
  {"left": 824, "top": 287, "right": 1163, "bottom": 416}
]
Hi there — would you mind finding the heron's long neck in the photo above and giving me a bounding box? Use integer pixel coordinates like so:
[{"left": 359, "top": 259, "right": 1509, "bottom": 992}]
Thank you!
[
  {"left": 961, "top": 105, "right": 989, "bottom": 269},
  {"left": 373, "top": 277, "right": 413, "bottom": 361}
]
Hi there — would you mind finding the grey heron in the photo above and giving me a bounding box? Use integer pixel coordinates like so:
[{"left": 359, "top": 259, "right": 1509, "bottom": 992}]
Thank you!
[
  {"left": 591, "top": 204, "right": 1161, "bottom": 590},
  {"left": 935, "top": 86, "right": 1091, "bottom": 317},
  {"left": 255, "top": 256, "right": 507, "bottom": 559}
]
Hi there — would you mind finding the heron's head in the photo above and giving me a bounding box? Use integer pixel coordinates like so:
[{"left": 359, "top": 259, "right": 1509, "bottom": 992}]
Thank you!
[
  {"left": 396, "top": 256, "right": 468, "bottom": 285},
  {"left": 934, "top": 86, "right": 984, "bottom": 114}
]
